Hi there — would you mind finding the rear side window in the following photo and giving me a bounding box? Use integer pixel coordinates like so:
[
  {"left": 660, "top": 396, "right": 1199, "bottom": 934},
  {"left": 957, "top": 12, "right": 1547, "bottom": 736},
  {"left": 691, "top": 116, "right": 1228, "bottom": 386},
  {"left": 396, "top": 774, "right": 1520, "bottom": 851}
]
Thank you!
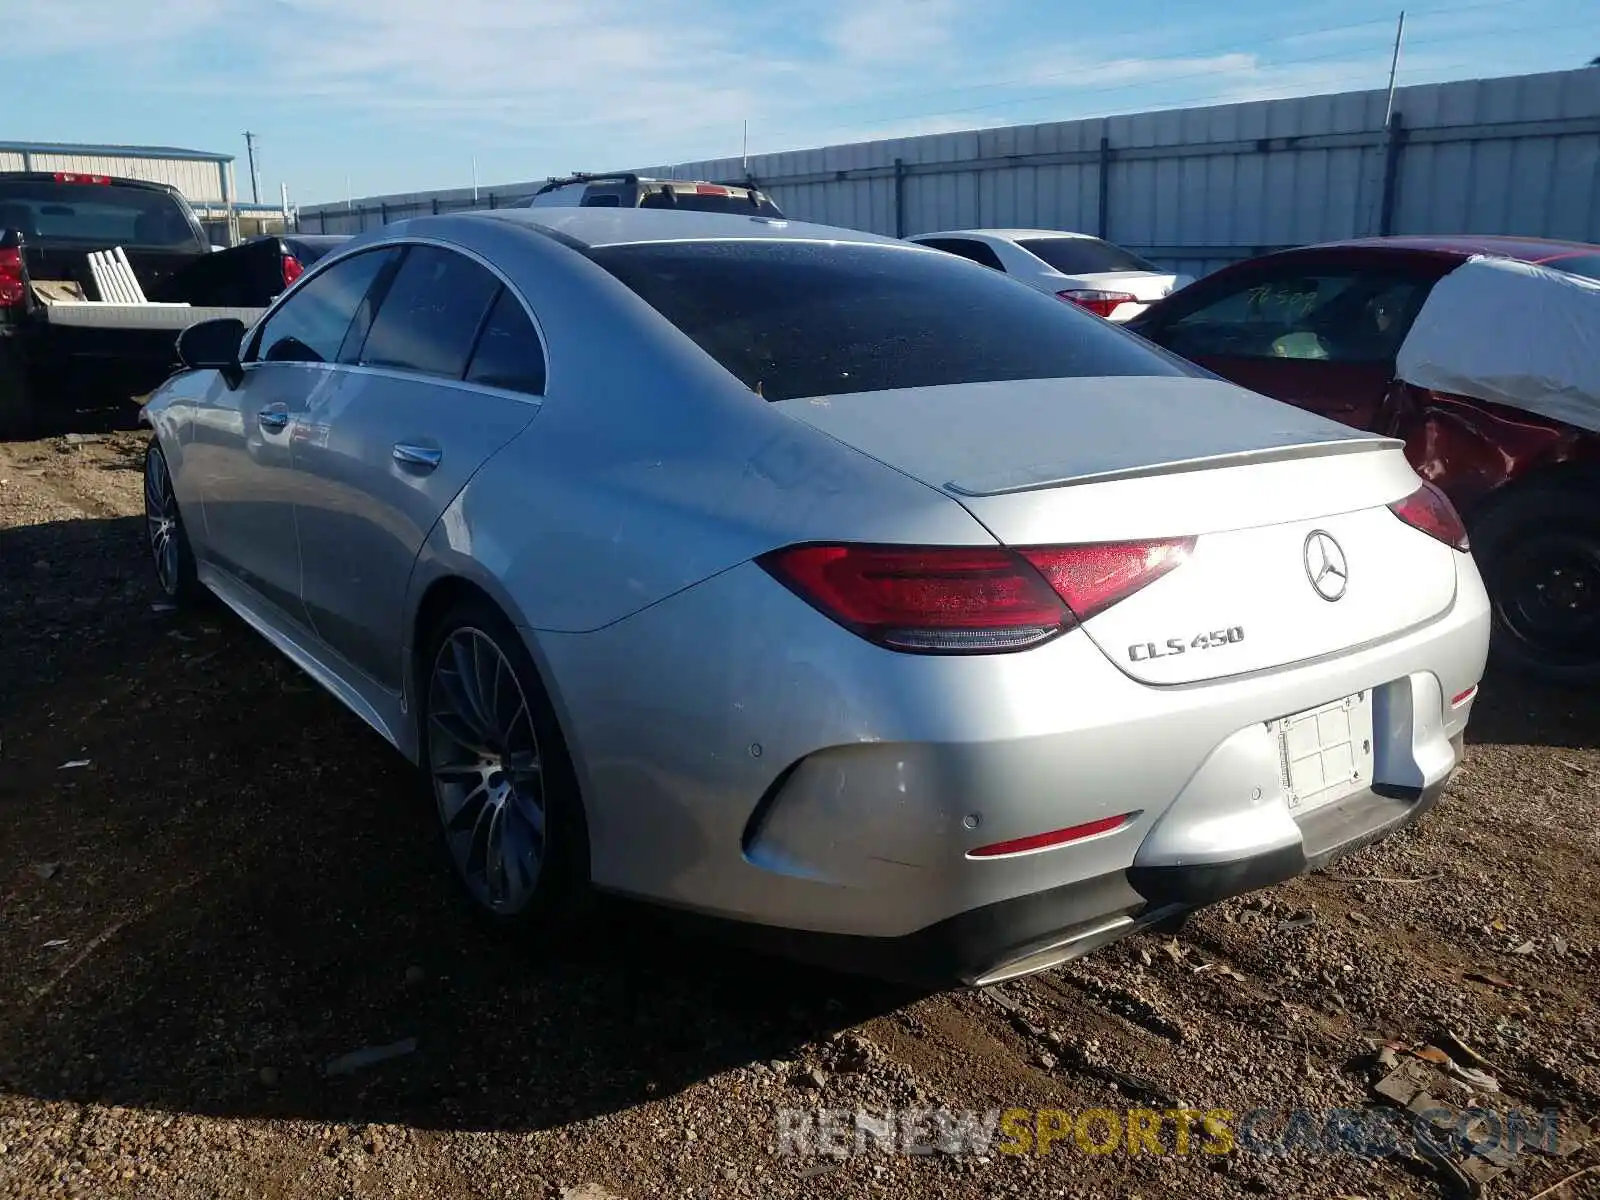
[
  {"left": 1017, "top": 237, "right": 1159, "bottom": 275},
  {"left": 1157, "top": 270, "right": 1430, "bottom": 364},
  {"left": 465, "top": 289, "right": 546, "bottom": 395},
  {"left": 252, "top": 246, "right": 398, "bottom": 364},
  {"left": 586, "top": 240, "right": 1196, "bottom": 402},
  {"left": 359, "top": 246, "right": 501, "bottom": 378},
  {"left": 916, "top": 238, "right": 1007, "bottom": 271}
]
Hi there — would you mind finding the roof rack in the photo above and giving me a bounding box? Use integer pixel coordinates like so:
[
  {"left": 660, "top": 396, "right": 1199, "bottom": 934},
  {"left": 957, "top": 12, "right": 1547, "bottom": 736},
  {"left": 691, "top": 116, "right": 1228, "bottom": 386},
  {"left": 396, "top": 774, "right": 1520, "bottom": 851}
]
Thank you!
[{"left": 533, "top": 172, "right": 641, "bottom": 197}]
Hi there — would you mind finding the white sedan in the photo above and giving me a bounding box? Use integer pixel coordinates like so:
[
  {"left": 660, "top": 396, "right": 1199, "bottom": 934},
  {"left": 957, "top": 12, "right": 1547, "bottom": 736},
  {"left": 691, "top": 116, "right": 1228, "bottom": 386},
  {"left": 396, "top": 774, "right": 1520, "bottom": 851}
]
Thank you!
[{"left": 905, "top": 228, "right": 1192, "bottom": 321}]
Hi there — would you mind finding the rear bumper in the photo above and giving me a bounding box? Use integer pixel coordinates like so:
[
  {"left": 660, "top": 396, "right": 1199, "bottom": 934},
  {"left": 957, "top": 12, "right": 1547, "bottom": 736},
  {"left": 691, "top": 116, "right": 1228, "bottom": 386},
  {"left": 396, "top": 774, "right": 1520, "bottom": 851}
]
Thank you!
[
  {"left": 538, "top": 551, "right": 1489, "bottom": 986},
  {"left": 684, "top": 762, "right": 1455, "bottom": 989}
]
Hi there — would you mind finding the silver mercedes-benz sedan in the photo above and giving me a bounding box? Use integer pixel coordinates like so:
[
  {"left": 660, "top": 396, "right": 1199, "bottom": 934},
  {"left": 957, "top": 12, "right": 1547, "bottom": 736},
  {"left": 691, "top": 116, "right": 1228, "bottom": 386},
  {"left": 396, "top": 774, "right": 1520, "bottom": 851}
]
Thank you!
[{"left": 140, "top": 207, "right": 1490, "bottom": 987}]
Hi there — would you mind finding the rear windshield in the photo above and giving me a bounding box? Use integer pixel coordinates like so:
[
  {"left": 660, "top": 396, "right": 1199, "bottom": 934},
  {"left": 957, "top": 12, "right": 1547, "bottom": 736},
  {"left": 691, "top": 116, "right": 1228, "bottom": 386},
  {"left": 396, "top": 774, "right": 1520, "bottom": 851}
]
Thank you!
[
  {"left": 1016, "top": 236, "right": 1159, "bottom": 275},
  {"left": 586, "top": 240, "right": 1196, "bottom": 402},
  {"left": 0, "top": 179, "right": 202, "bottom": 248}
]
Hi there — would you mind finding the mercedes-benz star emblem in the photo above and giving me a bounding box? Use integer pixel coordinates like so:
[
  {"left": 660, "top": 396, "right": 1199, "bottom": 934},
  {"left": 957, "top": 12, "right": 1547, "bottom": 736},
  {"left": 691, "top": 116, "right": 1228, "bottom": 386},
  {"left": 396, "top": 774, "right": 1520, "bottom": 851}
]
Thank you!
[{"left": 1303, "top": 530, "right": 1349, "bottom": 601}]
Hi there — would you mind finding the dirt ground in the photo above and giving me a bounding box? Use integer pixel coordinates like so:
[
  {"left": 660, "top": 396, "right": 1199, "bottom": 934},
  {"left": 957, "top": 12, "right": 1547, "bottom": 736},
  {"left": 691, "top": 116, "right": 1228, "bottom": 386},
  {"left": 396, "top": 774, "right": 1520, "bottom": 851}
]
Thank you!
[{"left": 1, "top": 424, "right": 1598, "bottom": 1200}]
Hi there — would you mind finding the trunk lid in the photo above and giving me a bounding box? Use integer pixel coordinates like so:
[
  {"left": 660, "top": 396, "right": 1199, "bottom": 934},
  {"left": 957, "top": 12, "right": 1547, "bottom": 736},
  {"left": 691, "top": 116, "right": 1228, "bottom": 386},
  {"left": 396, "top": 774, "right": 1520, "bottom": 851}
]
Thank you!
[
  {"left": 1055, "top": 269, "right": 1181, "bottom": 303},
  {"left": 777, "top": 376, "right": 1457, "bottom": 684}
]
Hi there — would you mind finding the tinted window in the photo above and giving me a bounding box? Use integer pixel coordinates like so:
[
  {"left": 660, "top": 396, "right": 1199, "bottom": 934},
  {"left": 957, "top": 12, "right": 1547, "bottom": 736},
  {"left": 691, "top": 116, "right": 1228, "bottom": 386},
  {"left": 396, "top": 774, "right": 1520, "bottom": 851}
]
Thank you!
[
  {"left": 252, "top": 247, "right": 397, "bottom": 364},
  {"left": 1157, "top": 270, "right": 1429, "bottom": 364},
  {"left": 1017, "top": 237, "right": 1159, "bottom": 275},
  {"left": 586, "top": 241, "right": 1196, "bottom": 402},
  {"left": 465, "top": 289, "right": 546, "bottom": 394},
  {"left": 581, "top": 193, "right": 623, "bottom": 207},
  {"left": 917, "top": 238, "right": 1007, "bottom": 271},
  {"left": 1543, "top": 253, "right": 1600, "bottom": 283},
  {"left": 0, "top": 179, "right": 204, "bottom": 249},
  {"left": 358, "top": 246, "right": 501, "bottom": 378}
]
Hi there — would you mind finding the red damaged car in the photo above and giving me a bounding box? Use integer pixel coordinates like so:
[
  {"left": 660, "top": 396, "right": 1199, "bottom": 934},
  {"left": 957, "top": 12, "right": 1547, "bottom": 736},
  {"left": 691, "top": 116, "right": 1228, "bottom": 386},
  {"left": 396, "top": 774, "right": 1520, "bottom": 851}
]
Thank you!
[{"left": 1127, "top": 235, "right": 1600, "bottom": 685}]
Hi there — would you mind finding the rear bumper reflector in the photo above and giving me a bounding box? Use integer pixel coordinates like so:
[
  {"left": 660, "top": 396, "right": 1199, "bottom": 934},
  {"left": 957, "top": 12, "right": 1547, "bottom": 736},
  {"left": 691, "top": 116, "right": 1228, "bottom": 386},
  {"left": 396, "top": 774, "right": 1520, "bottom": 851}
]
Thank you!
[
  {"left": 968, "top": 812, "right": 1138, "bottom": 859},
  {"left": 1450, "top": 684, "right": 1478, "bottom": 707}
]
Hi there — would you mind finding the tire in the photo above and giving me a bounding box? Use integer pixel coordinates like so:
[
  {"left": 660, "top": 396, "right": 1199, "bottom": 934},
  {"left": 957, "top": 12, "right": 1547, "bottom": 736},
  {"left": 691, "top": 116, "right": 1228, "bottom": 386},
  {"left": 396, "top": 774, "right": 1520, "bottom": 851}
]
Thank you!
[
  {"left": 142, "top": 437, "right": 206, "bottom": 605},
  {"left": 417, "top": 597, "right": 591, "bottom": 937},
  {"left": 1469, "top": 477, "right": 1600, "bottom": 687}
]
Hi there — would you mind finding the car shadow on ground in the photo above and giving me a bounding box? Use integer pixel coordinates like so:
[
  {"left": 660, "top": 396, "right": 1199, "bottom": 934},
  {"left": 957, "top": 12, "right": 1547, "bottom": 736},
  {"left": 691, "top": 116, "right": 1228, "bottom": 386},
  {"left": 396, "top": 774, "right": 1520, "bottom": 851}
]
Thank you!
[
  {"left": 1, "top": 512, "right": 1595, "bottom": 1138},
  {"left": 1460, "top": 670, "right": 1599, "bottom": 751},
  {"left": 0, "top": 514, "right": 917, "bottom": 1136}
]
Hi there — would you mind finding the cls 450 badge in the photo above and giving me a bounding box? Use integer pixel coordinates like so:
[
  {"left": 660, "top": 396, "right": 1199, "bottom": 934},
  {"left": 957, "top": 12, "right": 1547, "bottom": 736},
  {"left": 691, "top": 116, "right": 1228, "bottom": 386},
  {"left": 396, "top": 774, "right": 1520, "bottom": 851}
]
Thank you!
[{"left": 1129, "top": 626, "right": 1245, "bottom": 663}]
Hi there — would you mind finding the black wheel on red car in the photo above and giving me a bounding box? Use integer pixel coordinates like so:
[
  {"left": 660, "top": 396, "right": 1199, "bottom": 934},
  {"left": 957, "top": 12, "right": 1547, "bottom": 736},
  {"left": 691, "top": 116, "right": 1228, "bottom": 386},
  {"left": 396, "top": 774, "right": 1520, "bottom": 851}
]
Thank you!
[{"left": 1471, "top": 477, "right": 1600, "bottom": 687}]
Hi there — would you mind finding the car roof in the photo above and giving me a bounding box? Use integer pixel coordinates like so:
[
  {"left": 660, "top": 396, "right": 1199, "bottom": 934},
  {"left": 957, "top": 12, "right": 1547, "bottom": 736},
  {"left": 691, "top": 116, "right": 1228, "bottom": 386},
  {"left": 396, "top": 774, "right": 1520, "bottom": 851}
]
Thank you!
[
  {"left": 910, "top": 228, "right": 1096, "bottom": 242},
  {"left": 470, "top": 206, "right": 905, "bottom": 250},
  {"left": 1293, "top": 234, "right": 1600, "bottom": 263}
]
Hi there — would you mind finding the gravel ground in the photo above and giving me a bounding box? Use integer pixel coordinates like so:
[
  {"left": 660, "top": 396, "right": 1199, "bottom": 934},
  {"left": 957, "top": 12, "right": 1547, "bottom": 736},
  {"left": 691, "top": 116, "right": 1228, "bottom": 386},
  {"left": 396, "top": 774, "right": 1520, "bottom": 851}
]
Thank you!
[{"left": 1, "top": 425, "right": 1598, "bottom": 1200}]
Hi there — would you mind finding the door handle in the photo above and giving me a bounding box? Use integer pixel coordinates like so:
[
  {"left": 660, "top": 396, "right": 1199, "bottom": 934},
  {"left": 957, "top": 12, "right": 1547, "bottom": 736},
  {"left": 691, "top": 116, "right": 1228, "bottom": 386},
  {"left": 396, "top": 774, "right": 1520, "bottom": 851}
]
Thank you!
[
  {"left": 393, "top": 443, "right": 442, "bottom": 470},
  {"left": 257, "top": 408, "right": 289, "bottom": 432}
]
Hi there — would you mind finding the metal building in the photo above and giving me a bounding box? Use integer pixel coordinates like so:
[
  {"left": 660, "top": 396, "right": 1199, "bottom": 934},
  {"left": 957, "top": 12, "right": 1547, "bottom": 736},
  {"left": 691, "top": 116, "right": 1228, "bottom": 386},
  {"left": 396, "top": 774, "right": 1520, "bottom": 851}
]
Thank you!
[
  {"left": 0, "top": 140, "right": 290, "bottom": 243},
  {"left": 299, "top": 66, "right": 1600, "bottom": 277}
]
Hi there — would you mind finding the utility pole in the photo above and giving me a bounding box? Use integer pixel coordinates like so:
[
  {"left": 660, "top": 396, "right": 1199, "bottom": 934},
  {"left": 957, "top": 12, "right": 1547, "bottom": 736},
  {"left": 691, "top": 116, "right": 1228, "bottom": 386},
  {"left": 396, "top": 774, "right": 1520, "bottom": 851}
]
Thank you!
[
  {"left": 742, "top": 120, "right": 749, "bottom": 172},
  {"left": 1382, "top": 11, "right": 1406, "bottom": 128},
  {"left": 243, "top": 131, "right": 262, "bottom": 205}
]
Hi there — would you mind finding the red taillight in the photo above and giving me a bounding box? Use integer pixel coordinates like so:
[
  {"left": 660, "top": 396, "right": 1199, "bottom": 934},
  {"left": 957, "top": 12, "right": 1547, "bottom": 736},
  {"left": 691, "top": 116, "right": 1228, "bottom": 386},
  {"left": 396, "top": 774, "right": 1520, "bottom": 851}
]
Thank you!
[
  {"left": 0, "top": 246, "right": 25, "bottom": 308},
  {"left": 758, "top": 538, "right": 1193, "bottom": 654},
  {"left": 1057, "top": 289, "right": 1138, "bottom": 318},
  {"left": 1020, "top": 539, "right": 1195, "bottom": 623},
  {"left": 52, "top": 172, "right": 110, "bottom": 185},
  {"left": 282, "top": 254, "right": 304, "bottom": 289},
  {"left": 758, "top": 544, "right": 1069, "bottom": 653},
  {"left": 969, "top": 812, "right": 1137, "bottom": 858},
  {"left": 1389, "top": 481, "right": 1469, "bottom": 551},
  {"left": 694, "top": 184, "right": 731, "bottom": 195}
]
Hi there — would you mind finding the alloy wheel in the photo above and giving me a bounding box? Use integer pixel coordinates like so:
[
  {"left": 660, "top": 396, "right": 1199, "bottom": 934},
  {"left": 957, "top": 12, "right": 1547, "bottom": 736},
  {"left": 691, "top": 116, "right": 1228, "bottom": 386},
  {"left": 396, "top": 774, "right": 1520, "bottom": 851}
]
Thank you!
[
  {"left": 144, "top": 448, "right": 181, "bottom": 596},
  {"left": 426, "top": 627, "right": 548, "bottom": 914}
]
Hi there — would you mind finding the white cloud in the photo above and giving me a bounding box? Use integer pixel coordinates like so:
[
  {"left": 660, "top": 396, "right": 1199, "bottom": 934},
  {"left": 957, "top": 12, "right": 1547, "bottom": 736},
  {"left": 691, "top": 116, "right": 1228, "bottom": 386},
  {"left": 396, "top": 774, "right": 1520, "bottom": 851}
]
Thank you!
[
  {"left": 825, "top": 0, "right": 959, "bottom": 63},
  {"left": 3, "top": 0, "right": 228, "bottom": 52}
]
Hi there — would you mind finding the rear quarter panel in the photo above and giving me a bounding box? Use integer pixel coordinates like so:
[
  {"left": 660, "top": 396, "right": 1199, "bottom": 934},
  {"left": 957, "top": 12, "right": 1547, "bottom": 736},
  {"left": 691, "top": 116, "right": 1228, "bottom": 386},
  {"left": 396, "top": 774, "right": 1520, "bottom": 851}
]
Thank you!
[{"left": 1386, "top": 384, "right": 1600, "bottom": 516}]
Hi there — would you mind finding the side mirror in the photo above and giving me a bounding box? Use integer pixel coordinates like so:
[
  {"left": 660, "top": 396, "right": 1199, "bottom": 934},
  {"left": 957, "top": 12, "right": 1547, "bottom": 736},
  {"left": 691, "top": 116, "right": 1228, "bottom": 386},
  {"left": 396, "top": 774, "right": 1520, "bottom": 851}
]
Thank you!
[{"left": 177, "top": 317, "right": 246, "bottom": 389}]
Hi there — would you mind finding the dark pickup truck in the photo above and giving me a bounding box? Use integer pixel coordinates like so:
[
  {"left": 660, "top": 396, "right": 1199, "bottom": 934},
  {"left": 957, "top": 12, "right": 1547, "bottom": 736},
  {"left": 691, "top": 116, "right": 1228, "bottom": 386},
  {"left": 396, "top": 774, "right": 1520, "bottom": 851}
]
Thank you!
[{"left": 0, "top": 171, "right": 229, "bottom": 437}]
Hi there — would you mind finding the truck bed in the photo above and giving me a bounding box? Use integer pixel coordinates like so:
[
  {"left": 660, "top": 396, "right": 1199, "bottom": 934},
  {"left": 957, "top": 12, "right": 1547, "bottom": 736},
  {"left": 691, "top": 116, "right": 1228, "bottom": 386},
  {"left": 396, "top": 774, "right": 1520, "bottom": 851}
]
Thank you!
[{"left": 41, "top": 303, "right": 264, "bottom": 330}]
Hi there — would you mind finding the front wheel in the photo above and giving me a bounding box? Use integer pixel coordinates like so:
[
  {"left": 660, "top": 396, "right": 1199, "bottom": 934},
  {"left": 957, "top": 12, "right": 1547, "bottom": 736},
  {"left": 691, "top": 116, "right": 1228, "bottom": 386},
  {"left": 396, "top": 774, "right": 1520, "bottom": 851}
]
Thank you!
[
  {"left": 143, "top": 438, "right": 204, "bottom": 604},
  {"left": 418, "top": 598, "right": 590, "bottom": 935},
  {"left": 1471, "top": 479, "right": 1600, "bottom": 687}
]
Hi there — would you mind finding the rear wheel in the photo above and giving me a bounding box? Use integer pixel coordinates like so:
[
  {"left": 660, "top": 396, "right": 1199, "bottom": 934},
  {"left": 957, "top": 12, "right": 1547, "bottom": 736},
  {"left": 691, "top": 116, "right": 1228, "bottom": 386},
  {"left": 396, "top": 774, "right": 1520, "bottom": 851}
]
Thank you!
[
  {"left": 418, "top": 598, "right": 590, "bottom": 935},
  {"left": 143, "top": 437, "right": 204, "bottom": 604},
  {"left": 1471, "top": 478, "right": 1600, "bottom": 687}
]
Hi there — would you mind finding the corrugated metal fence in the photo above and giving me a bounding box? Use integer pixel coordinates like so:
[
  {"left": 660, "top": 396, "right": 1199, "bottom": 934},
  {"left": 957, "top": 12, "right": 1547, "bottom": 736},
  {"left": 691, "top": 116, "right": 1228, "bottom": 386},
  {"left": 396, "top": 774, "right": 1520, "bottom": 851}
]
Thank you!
[{"left": 300, "top": 67, "right": 1600, "bottom": 277}]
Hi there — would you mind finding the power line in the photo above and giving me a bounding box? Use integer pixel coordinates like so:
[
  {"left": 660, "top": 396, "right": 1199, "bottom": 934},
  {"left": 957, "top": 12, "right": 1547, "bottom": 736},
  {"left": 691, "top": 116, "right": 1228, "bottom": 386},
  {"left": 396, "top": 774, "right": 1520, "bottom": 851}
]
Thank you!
[
  {"left": 758, "top": 10, "right": 1590, "bottom": 150},
  {"left": 777, "top": 0, "right": 1526, "bottom": 128}
]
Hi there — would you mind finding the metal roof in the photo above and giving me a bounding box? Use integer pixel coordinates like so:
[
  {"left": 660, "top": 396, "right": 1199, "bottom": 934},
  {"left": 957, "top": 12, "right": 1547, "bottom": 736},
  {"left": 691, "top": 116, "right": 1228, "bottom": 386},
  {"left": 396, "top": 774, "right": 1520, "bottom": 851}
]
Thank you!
[{"left": 0, "top": 140, "right": 233, "bottom": 163}]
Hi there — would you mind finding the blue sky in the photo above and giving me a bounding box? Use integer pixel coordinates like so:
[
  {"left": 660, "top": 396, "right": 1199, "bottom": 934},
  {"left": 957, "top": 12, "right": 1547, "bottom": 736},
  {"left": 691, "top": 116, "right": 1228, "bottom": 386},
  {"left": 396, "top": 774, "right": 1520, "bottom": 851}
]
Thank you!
[{"left": 2, "top": 0, "right": 1594, "bottom": 205}]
